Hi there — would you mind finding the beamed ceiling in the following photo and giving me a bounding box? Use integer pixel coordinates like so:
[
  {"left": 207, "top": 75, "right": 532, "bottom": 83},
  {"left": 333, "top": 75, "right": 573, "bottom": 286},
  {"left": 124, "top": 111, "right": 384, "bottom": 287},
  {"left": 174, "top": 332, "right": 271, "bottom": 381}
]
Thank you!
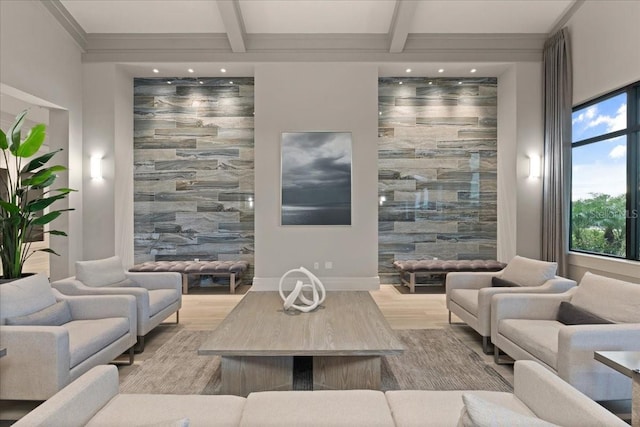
[{"left": 39, "top": 0, "right": 584, "bottom": 76}]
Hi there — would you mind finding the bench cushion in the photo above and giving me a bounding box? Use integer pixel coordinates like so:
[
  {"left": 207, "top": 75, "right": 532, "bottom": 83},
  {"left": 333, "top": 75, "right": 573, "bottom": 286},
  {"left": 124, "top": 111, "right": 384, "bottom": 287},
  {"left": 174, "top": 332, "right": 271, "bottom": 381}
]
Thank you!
[
  {"left": 393, "top": 259, "right": 506, "bottom": 273},
  {"left": 129, "top": 261, "right": 249, "bottom": 275}
]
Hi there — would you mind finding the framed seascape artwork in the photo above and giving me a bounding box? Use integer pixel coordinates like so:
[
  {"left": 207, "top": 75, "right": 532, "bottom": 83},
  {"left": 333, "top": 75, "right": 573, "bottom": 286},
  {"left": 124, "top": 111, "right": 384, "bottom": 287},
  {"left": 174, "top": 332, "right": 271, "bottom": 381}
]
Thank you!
[{"left": 281, "top": 131, "right": 352, "bottom": 226}]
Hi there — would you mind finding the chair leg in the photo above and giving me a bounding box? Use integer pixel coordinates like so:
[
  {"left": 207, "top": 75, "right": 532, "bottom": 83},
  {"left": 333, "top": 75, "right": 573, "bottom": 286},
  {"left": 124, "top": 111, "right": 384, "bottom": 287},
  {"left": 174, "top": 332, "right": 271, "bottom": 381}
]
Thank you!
[
  {"left": 176, "top": 310, "right": 180, "bottom": 324},
  {"left": 482, "top": 336, "right": 491, "bottom": 354},
  {"left": 448, "top": 311, "right": 451, "bottom": 324},
  {"left": 493, "top": 345, "right": 513, "bottom": 365},
  {"left": 135, "top": 335, "right": 145, "bottom": 353},
  {"left": 128, "top": 346, "right": 134, "bottom": 365}
]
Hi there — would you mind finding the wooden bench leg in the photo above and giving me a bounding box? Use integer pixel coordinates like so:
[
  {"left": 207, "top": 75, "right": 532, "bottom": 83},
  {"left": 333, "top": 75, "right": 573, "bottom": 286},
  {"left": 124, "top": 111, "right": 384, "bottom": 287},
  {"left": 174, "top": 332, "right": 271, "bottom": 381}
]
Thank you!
[
  {"left": 230, "top": 273, "right": 236, "bottom": 294},
  {"left": 182, "top": 274, "right": 189, "bottom": 295},
  {"left": 409, "top": 273, "right": 415, "bottom": 293}
]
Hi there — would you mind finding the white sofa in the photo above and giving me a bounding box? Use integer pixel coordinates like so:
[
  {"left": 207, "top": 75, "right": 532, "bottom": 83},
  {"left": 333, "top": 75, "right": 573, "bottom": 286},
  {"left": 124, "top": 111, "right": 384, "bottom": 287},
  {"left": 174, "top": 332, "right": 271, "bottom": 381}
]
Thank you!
[
  {"left": 13, "top": 361, "right": 626, "bottom": 426},
  {"left": 492, "top": 272, "right": 640, "bottom": 401},
  {"left": 52, "top": 256, "right": 182, "bottom": 351},
  {"left": 446, "top": 256, "right": 576, "bottom": 353},
  {"left": 0, "top": 274, "right": 137, "bottom": 400}
]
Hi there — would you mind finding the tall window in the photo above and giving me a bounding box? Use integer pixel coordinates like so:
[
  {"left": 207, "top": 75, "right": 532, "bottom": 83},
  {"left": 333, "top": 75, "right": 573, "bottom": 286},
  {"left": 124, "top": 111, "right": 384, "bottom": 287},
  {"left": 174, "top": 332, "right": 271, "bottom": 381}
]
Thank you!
[{"left": 571, "top": 81, "right": 640, "bottom": 260}]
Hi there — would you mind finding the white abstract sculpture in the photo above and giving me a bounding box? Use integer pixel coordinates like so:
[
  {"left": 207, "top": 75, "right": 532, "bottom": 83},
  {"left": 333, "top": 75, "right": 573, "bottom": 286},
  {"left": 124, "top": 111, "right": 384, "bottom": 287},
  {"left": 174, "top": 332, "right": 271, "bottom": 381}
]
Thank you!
[{"left": 278, "top": 266, "right": 326, "bottom": 313}]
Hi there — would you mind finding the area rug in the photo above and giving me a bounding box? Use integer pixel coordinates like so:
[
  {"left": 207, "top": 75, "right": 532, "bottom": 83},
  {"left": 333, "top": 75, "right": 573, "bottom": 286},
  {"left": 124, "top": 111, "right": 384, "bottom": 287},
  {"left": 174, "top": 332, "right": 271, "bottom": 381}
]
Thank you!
[{"left": 120, "top": 329, "right": 512, "bottom": 394}]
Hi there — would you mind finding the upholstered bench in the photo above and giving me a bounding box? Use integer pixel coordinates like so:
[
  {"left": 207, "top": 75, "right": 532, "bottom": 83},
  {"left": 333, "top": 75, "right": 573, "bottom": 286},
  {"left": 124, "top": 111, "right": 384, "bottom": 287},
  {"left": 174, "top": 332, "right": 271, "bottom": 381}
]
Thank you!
[
  {"left": 393, "top": 259, "right": 506, "bottom": 293},
  {"left": 129, "top": 260, "right": 249, "bottom": 294}
]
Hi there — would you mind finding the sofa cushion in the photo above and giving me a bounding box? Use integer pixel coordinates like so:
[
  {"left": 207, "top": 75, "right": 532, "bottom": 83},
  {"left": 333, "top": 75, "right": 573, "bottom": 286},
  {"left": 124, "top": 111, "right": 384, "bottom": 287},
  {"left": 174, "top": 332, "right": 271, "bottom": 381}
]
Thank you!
[
  {"left": 571, "top": 272, "right": 640, "bottom": 323},
  {"left": 240, "top": 390, "right": 395, "bottom": 427},
  {"left": 0, "top": 273, "right": 57, "bottom": 324},
  {"left": 76, "top": 256, "right": 127, "bottom": 287},
  {"left": 139, "top": 418, "right": 189, "bottom": 427},
  {"left": 500, "top": 256, "right": 557, "bottom": 287},
  {"left": 148, "top": 289, "right": 179, "bottom": 317},
  {"left": 556, "top": 301, "right": 613, "bottom": 326},
  {"left": 491, "top": 277, "right": 520, "bottom": 287},
  {"left": 385, "top": 390, "right": 534, "bottom": 427},
  {"left": 450, "top": 289, "right": 479, "bottom": 316},
  {"left": 498, "top": 319, "right": 562, "bottom": 369},
  {"left": 5, "top": 300, "right": 72, "bottom": 326},
  {"left": 459, "top": 393, "right": 559, "bottom": 427},
  {"left": 106, "top": 278, "right": 138, "bottom": 288},
  {"left": 63, "top": 318, "right": 130, "bottom": 368},
  {"left": 85, "top": 394, "right": 245, "bottom": 427}
]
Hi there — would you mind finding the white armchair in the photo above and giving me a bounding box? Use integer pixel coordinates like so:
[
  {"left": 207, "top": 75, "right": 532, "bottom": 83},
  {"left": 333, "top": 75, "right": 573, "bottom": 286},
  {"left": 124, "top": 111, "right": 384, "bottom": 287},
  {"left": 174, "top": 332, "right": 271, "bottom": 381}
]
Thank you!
[
  {"left": 0, "top": 273, "right": 137, "bottom": 400},
  {"left": 52, "top": 256, "right": 182, "bottom": 351},
  {"left": 446, "top": 256, "right": 576, "bottom": 353},
  {"left": 491, "top": 272, "right": 640, "bottom": 401}
]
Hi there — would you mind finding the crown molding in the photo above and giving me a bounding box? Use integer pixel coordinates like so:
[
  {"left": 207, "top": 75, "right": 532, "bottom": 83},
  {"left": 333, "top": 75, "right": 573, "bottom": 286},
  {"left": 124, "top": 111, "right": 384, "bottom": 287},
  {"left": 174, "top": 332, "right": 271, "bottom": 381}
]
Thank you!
[
  {"left": 548, "top": 0, "right": 585, "bottom": 36},
  {"left": 40, "top": 0, "right": 87, "bottom": 52},
  {"left": 81, "top": 32, "right": 545, "bottom": 63}
]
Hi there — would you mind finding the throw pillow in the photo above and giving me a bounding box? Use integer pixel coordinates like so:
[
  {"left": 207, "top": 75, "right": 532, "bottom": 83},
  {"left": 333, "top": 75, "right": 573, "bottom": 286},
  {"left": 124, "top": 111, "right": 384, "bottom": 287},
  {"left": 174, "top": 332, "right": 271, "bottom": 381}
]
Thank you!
[
  {"left": 76, "top": 256, "right": 127, "bottom": 287},
  {"left": 491, "top": 277, "right": 520, "bottom": 287},
  {"left": 458, "top": 394, "right": 559, "bottom": 427},
  {"left": 556, "top": 301, "right": 613, "bottom": 325},
  {"left": 5, "top": 300, "right": 72, "bottom": 326},
  {"left": 500, "top": 256, "right": 557, "bottom": 287},
  {"left": 105, "top": 278, "right": 138, "bottom": 288}
]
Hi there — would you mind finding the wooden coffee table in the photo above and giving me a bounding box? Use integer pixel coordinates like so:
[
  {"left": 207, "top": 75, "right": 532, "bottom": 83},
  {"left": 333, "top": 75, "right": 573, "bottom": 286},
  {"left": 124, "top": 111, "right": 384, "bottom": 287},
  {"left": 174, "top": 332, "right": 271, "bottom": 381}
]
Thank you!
[{"left": 198, "top": 291, "right": 404, "bottom": 396}]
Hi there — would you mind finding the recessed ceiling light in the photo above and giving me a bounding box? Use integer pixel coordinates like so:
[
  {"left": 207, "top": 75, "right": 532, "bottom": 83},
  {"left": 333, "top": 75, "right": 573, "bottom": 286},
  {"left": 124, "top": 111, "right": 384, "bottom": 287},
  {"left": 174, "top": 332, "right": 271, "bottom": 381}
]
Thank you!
[
  {"left": 152, "top": 68, "right": 159, "bottom": 73},
  {"left": 406, "top": 68, "right": 412, "bottom": 73},
  {"left": 188, "top": 68, "right": 194, "bottom": 73},
  {"left": 199, "top": 81, "right": 204, "bottom": 84},
  {"left": 229, "top": 81, "right": 233, "bottom": 84},
  {"left": 428, "top": 81, "right": 433, "bottom": 85},
  {"left": 458, "top": 81, "right": 462, "bottom": 85},
  {"left": 438, "top": 69, "right": 444, "bottom": 73},
  {"left": 220, "top": 68, "right": 226, "bottom": 73},
  {"left": 167, "top": 81, "right": 172, "bottom": 84},
  {"left": 470, "top": 68, "right": 477, "bottom": 73},
  {"left": 379, "top": 111, "right": 382, "bottom": 115},
  {"left": 399, "top": 81, "right": 403, "bottom": 85}
]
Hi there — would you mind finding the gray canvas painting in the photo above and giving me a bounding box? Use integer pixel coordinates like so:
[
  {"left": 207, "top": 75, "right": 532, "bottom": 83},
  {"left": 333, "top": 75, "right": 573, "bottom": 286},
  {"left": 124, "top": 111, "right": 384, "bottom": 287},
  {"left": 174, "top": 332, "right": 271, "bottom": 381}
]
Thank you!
[{"left": 281, "top": 132, "right": 352, "bottom": 226}]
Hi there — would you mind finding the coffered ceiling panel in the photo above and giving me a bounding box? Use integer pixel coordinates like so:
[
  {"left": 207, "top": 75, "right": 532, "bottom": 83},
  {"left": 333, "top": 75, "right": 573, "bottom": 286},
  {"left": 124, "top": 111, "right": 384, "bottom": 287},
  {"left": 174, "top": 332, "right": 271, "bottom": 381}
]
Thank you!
[
  {"left": 238, "top": 0, "right": 397, "bottom": 34},
  {"left": 60, "top": 0, "right": 226, "bottom": 33},
  {"left": 410, "top": 0, "right": 573, "bottom": 33}
]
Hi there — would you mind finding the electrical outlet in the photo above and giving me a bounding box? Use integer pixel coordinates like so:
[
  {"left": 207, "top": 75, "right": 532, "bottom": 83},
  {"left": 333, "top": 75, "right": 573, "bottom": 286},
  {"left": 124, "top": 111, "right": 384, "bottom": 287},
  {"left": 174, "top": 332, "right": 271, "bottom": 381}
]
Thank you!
[
  {"left": 325, "top": 261, "right": 333, "bottom": 269},
  {"left": 314, "top": 262, "right": 320, "bottom": 270}
]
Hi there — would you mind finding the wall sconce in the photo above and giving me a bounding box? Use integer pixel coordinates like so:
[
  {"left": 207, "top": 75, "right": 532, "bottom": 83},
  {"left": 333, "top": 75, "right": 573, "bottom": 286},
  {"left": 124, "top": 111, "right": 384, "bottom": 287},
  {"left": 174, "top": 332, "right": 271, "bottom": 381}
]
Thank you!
[
  {"left": 90, "top": 155, "right": 102, "bottom": 180},
  {"left": 528, "top": 155, "right": 541, "bottom": 179}
]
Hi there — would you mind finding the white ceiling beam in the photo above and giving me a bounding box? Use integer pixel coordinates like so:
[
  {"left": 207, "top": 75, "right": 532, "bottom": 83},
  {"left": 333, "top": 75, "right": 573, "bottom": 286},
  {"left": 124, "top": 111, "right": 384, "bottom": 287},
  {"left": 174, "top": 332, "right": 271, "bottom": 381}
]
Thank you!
[
  {"left": 548, "top": 0, "right": 585, "bottom": 36},
  {"left": 40, "top": 0, "right": 87, "bottom": 52},
  {"left": 388, "top": 0, "right": 418, "bottom": 53},
  {"left": 216, "top": 0, "right": 246, "bottom": 53}
]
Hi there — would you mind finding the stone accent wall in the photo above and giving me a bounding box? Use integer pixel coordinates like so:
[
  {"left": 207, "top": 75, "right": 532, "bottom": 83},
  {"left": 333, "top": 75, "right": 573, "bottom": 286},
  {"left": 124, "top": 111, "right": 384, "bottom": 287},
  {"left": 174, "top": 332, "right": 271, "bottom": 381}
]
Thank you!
[
  {"left": 378, "top": 77, "right": 498, "bottom": 282},
  {"left": 133, "top": 78, "right": 254, "bottom": 279}
]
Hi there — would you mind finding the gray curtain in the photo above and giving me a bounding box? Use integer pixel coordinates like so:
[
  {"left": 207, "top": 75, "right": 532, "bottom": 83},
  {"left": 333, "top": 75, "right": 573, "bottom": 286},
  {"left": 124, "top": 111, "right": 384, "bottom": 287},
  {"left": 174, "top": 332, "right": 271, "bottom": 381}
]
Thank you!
[{"left": 542, "top": 28, "right": 572, "bottom": 276}]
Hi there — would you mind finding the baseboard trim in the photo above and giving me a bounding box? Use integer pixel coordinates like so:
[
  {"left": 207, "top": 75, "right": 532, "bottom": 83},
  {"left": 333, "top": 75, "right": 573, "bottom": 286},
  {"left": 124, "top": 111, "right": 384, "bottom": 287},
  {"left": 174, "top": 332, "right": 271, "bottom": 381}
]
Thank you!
[{"left": 251, "top": 276, "right": 380, "bottom": 291}]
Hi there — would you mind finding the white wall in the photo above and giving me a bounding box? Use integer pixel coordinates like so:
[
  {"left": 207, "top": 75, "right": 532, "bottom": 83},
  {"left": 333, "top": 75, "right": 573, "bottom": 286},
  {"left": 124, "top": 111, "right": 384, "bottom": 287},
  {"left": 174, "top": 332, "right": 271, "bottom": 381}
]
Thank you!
[
  {"left": 0, "top": 0, "right": 83, "bottom": 280},
  {"left": 497, "top": 63, "right": 544, "bottom": 262},
  {"left": 253, "top": 63, "right": 379, "bottom": 290},
  {"left": 569, "top": 0, "right": 640, "bottom": 105},
  {"left": 565, "top": 0, "right": 640, "bottom": 283}
]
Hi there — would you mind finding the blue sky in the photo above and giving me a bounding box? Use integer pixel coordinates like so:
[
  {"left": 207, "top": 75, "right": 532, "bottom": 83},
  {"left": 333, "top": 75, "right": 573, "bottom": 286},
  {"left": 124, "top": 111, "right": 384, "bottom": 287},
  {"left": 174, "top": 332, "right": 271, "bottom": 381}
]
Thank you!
[{"left": 572, "top": 93, "right": 627, "bottom": 200}]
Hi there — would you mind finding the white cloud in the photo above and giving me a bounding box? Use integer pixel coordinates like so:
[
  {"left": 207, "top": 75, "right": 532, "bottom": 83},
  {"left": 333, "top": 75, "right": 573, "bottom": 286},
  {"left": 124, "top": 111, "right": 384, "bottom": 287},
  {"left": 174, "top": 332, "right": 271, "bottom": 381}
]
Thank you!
[
  {"left": 587, "top": 103, "right": 626, "bottom": 132},
  {"left": 609, "top": 144, "right": 626, "bottom": 159},
  {"left": 573, "top": 106, "right": 598, "bottom": 125}
]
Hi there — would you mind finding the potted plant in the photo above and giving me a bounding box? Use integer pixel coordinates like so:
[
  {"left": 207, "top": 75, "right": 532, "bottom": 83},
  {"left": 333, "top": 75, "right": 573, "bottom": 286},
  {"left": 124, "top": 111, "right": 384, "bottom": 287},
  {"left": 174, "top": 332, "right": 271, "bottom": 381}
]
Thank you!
[{"left": 0, "top": 109, "right": 75, "bottom": 280}]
